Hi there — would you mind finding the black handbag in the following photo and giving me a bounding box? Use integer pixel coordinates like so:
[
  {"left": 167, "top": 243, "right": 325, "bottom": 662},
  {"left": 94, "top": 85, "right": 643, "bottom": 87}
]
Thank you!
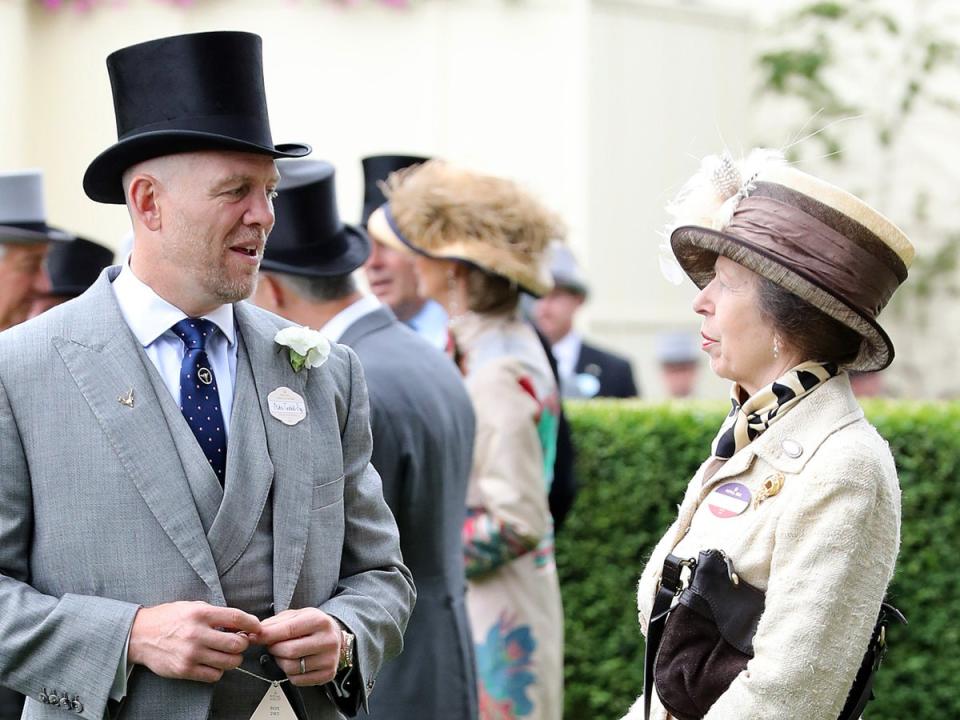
[{"left": 642, "top": 549, "right": 906, "bottom": 720}]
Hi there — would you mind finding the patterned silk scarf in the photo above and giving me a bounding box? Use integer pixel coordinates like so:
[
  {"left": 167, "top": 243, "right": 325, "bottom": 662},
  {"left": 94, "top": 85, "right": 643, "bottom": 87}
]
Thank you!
[{"left": 711, "top": 361, "right": 841, "bottom": 460}]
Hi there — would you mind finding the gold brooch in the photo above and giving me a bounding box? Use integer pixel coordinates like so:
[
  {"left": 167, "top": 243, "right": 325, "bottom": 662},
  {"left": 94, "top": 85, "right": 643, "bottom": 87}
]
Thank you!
[{"left": 753, "top": 472, "right": 784, "bottom": 509}]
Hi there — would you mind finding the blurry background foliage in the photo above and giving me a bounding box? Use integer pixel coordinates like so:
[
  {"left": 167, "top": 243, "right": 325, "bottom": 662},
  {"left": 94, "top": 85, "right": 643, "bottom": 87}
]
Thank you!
[
  {"left": 558, "top": 401, "right": 960, "bottom": 720},
  {"left": 754, "top": 0, "right": 960, "bottom": 327}
]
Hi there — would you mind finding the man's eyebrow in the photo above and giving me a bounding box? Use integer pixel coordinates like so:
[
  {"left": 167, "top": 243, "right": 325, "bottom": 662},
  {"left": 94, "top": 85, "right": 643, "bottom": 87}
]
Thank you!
[
  {"left": 209, "top": 174, "right": 252, "bottom": 193},
  {"left": 208, "top": 173, "right": 282, "bottom": 194}
]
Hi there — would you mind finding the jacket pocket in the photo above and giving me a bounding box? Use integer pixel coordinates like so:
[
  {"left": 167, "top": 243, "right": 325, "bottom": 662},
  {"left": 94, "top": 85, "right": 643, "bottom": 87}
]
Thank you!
[{"left": 312, "top": 475, "right": 345, "bottom": 510}]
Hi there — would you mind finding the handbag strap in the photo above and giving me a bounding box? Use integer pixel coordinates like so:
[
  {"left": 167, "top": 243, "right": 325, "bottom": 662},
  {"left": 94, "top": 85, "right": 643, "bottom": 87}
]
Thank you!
[
  {"left": 838, "top": 602, "right": 907, "bottom": 720},
  {"left": 643, "top": 554, "right": 694, "bottom": 720}
]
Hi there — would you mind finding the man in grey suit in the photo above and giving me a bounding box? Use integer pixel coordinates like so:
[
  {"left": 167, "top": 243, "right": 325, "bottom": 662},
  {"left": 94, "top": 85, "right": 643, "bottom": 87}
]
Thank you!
[
  {"left": 0, "top": 32, "right": 414, "bottom": 719},
  {"left": 253, "top": 159, "right": 479, "bottom": 720}
]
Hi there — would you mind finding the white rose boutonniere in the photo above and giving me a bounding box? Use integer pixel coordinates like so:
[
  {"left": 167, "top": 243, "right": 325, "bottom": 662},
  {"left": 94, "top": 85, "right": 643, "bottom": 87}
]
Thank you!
[{"left": 275, "top": 326, "right": 331, "bottom": 373}]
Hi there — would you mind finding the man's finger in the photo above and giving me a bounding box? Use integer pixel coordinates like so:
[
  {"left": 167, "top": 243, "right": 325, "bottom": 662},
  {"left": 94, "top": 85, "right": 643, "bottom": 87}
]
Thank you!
[
  {"left": 264, "top": 635, "right": 335, "bottom": 661},
  {"left": 257, "top": 609, "right": 329, "bottom": 645},
  {"left": 203, "top": 606, "right": 262, "bottom": 634},
  {"left": 202, "top": 627, "right": 251, "bottom": 655}
]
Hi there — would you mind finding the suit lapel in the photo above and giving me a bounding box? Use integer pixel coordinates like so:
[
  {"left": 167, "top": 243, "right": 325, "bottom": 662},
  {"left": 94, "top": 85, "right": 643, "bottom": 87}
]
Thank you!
[
  {"left": 233, "top": 303, "right": 313, "bottom": 612},
  {"left": 54, "top": 272, "right": 224, "bottom": 603},
  {"left": 207, "top": 330, "right": 275, "bottom": 576}
]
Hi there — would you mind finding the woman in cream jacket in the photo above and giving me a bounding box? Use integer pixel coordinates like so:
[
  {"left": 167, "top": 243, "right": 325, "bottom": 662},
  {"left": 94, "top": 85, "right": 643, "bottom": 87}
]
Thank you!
[{"left": 623, "top": 151, "right": 913, "bottom": 720}]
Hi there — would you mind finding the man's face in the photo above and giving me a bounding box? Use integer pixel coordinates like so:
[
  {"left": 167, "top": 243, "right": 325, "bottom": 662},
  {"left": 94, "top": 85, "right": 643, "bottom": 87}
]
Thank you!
[
  {"left": 363, "top": 239, "right": 425, "bottom": 322},
  {"left": 0, "top": 242, "right": 50, "bottom": 330},
  {"left": 533, "top": 287, "right": 584, "bottom": 345},
  {"left": 135, "top": 151, "right": 279, "bottom": 312}
]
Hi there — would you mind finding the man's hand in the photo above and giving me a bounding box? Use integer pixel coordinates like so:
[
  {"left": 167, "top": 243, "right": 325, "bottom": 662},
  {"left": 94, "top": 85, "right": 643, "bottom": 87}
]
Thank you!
[
  {"left": 256, "top": 608, "right": 342, "bottom": 687},
  {"left": 129, "top": 601, "right": 262, "bottom": 683}
]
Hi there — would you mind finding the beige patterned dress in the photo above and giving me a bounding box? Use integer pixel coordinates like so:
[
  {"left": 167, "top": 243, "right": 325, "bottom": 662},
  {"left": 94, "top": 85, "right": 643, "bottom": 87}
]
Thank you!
[{"left": 453, "top": 311, "right": 564, "bottom": 720}]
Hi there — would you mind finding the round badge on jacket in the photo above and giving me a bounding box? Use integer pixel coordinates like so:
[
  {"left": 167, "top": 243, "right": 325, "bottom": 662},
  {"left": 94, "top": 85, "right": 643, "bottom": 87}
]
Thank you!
[{"left": 707, "top": 482, "right": 752, "bottom": 518}]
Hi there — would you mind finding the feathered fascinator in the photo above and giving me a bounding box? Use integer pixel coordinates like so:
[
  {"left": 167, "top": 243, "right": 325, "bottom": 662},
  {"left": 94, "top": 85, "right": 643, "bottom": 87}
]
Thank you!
[{"left": 660, "top": 148, "right": 786, "bottom": 284}]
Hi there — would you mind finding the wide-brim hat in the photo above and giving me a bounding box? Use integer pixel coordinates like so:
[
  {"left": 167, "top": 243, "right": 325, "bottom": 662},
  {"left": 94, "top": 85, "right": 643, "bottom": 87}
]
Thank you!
[
  {"left": 668, "top": 152, "right": 914, "bottom": 371},
  {"left": 46, "top": 236, "right": 115, "bottom": 297},
  {"left": 365, "top": 161, "right": 557, "bottom": 298},
  {"left": 83, "top": 31, "right": 310, "bottom": 205},
  {"left": 260, "top": 159, "right": 370, "bottom": 278},
  {"left": 0, "top": 170, "right": 72, "bottom": 244},
  {"left": 360, "top": 154, "right": 430, "bottom": 226}
]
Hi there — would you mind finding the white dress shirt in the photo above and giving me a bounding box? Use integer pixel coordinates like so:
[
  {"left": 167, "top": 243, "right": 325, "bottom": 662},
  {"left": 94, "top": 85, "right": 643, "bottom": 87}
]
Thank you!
[
  {"left": 551, "top": 330, "right": 582, "bottom": 384},
  {"left": 320, "top": 294, "right": 381, "bottom": 343},
  {"left": 111, "top": 263, "right": 238, "bottom": 435}
]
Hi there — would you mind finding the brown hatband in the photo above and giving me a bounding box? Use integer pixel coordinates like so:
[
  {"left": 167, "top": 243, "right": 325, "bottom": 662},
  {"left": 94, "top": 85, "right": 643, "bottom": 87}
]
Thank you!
[{"left": 721, "top": 193, "right": 902, "bottom": 318}]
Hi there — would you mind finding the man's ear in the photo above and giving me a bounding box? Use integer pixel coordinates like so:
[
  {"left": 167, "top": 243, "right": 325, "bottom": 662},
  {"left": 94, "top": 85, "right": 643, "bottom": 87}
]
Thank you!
[{"left": 128, "top": 175, "right": 162, "bottom": 231}]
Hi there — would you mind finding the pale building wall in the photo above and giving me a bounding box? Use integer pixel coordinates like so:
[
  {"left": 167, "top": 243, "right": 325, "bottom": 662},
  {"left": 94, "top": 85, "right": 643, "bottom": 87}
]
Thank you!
[
  {"left": 584, "top": 0, "right": 753, "bottom": 399},
  {"left": 0, "top": 0, "right": 31, "bottom": 170}
]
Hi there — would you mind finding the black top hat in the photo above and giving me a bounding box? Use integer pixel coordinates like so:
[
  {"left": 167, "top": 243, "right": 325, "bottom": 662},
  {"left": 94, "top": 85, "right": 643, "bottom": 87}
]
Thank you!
[
  {"left": 83, "top": 31, "right": 311, "bottom": 205},
  {"left": 261, "top": 160, "right": 370, "bottom": 278},
  {"left": 46, "top": 236, "right": 115, "bottom": 297},
  {"left": 360, "top": 154, "right": 430, "bottom": 226}
]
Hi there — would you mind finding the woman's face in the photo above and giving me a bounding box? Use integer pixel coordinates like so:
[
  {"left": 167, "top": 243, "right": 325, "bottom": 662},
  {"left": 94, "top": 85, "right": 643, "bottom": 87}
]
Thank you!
[
  {"left": 693, "top": 256, "right": 792, "bottom": 395},
  {"left": 413, "top": 255, "right": 457, "bottom": 309}
]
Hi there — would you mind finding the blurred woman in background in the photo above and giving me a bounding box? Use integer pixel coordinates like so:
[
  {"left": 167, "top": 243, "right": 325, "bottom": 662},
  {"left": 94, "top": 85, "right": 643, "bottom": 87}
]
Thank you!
[{"left": 368, "top": 161, "right": 564, "bottom": 720}]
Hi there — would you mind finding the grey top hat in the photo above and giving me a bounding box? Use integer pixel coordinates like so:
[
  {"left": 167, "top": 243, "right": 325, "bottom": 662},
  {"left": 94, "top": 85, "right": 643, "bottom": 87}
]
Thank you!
[
  {"left": 0, "top": 170, "right": 72, "bottom": 243},
  {"left": 656, "top": 332, "right": 699, "bottom": 365},
  {"left": 548, "top": 241, "right": 588, "bottom": 296}
]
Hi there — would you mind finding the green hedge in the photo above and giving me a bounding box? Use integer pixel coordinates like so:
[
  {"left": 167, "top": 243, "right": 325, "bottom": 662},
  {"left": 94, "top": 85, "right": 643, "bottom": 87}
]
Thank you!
[{"left": 557, "top": 400, "right": 960, "bottom": 720}]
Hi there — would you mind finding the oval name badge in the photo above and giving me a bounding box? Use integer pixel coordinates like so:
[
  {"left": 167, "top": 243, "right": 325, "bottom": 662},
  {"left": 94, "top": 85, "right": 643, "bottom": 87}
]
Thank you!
[
  {"left": 707, "top": 482, "right": 752, "bottom": 518},
  {"left": 268, "top": 386, "right": 307, "bottom": 426}
]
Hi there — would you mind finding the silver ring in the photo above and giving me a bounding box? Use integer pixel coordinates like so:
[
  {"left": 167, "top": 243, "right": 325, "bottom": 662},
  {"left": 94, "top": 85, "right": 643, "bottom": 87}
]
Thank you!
[{"left": 299, "top": 657, "right": 307, "bottom": 675}]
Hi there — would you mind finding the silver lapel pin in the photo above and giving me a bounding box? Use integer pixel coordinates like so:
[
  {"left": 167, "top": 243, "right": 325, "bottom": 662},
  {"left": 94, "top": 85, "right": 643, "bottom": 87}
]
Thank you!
[{"left": 118, "top": 388, "right": 135, "bottom": 408}]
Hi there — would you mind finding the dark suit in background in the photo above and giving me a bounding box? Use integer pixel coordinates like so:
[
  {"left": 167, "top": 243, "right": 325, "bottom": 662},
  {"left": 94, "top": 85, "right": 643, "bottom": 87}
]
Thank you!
[
  {"left": 340, "top": 307, "right": 479, "bottom": 720},
  {"left": 576, "top": 341, "right": 639, "bottom": 399}
]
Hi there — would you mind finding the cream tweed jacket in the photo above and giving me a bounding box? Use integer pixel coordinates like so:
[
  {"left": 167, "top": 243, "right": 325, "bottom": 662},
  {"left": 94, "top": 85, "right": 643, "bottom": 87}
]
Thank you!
[{"left": 622, "top": 374, "right": 900, "bottom": 720}]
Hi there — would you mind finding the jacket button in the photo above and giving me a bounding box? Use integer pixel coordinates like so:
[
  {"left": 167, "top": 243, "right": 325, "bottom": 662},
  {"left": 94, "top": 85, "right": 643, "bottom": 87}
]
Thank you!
[
  {"left": 72, "top": 696, "right": 84, "bottom": 713},
  {"left": 781, "top": 439, "right": 803, "bottom": 458},
  {"left": 38, "top": 689, "right": 49, "bottom": 704},
  {"left": 47, "top": 691, "right": 59, "bottom": 706},
  {"left": 260, "top": 654, "right": 271, "bottom": 666},
  {"left": 60, "top": 695, "right": 72, "bottom": 710}
]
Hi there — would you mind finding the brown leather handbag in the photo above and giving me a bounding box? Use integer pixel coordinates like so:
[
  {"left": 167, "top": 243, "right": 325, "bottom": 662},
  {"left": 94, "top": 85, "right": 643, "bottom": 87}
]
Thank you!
[{"left": 642, "top": 549, "right": 905, "bottom": 720}]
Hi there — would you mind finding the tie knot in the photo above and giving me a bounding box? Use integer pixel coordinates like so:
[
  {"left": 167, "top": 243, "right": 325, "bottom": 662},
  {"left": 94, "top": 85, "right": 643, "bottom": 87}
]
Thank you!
[{"left": 172, "top": 318, "right": 217, "bottom": 350}]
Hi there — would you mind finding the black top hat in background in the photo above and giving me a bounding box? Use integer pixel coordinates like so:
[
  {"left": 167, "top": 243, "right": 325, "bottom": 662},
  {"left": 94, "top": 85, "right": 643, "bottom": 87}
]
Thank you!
[
  {"left": 260, "top": 159, "right": 370, "bottom": 278},
  {"left": 83, "top": 31, "right": 311, "bottom": 205},
  {"left": 360, "top": 154, "right": 430, "bottom": 226},
  {"left": 46, "top": 236, "right": 115, "bottom": 297}
]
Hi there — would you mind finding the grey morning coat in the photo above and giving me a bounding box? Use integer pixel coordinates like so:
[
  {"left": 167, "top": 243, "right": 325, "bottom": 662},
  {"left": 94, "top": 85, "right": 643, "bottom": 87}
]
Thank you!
[
  {"left": 0, "top": 268, "right": 415, "bottom": 720},
  {"left": 340, "top": 306, "right": 479, "bottom": 720}
]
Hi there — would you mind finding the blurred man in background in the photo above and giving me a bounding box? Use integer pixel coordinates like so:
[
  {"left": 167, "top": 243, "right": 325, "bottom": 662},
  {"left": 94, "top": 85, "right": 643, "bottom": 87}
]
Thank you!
[
  {"left": 534, "top": 242, "right": 638, "bottom": 399},
  {"left": 255, "top": 159, "right": 478, "bottom": 720},
  {"left": 0, "top": 170, "right": 71, "bottom": 332},
  {"left": 361, "top": 154, "right": 449, "bottom": 350},
  {"left": 656, "top": 331, "right": 700, "bottom": 399}
]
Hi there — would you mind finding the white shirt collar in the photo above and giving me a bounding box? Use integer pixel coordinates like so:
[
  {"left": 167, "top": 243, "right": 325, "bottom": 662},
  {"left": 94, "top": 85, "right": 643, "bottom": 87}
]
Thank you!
[
  {"left": 320, "top": 294, "right": 381, "bottom": 343},
  {"left": 111, "top": 262, "right": 236, "bottom": 348},
  {"left": 552, "top": 330, "right": 582, "bottom": 379}
]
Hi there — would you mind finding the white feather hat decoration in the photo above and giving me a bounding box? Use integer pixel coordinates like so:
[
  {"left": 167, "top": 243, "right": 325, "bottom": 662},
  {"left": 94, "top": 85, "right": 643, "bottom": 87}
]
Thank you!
[
  {"left": 667, "top": 148, "right": 787, "bottom": 231},
  {"left": 659, "top": 148, "right": 786, "bottom": 284}
]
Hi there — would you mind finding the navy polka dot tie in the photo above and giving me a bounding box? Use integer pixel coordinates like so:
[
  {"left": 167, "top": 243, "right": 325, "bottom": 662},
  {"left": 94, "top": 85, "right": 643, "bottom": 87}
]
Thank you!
[{"left": 172, "top": 318, "right": 227, "bottom": 484}]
